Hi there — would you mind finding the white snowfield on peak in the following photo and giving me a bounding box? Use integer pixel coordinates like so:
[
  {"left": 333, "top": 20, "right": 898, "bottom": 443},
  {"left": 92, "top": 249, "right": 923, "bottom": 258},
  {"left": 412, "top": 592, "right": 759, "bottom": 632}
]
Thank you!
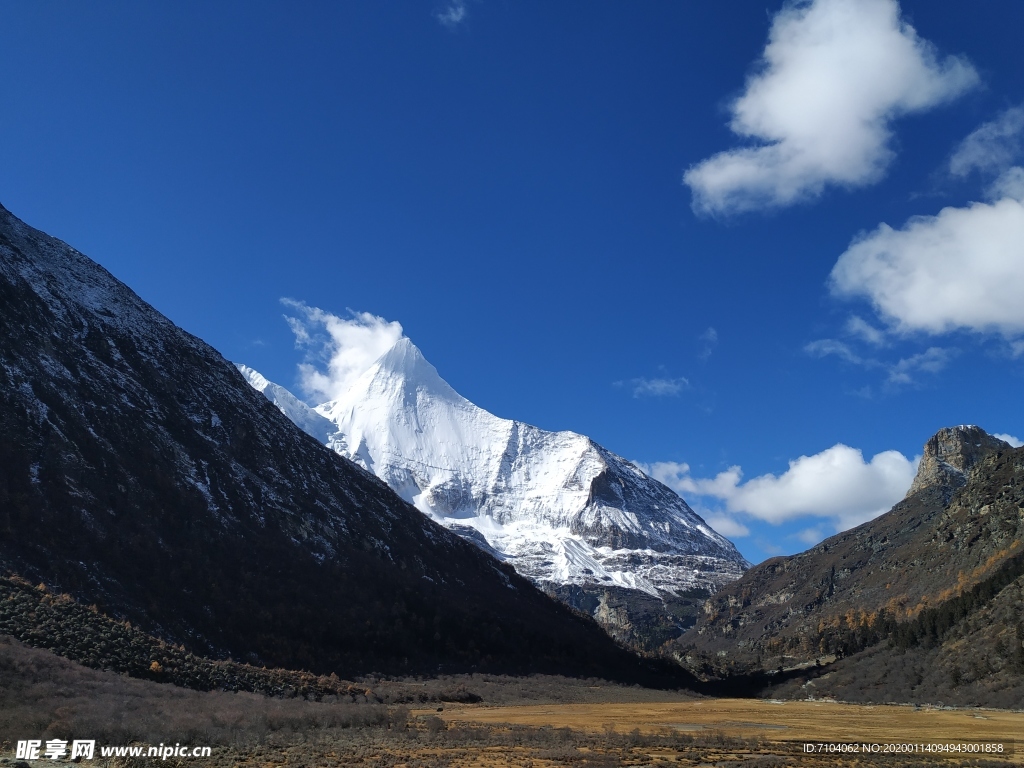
[{"left": 239, "top": 337, "right": 747, "bottom": 598}]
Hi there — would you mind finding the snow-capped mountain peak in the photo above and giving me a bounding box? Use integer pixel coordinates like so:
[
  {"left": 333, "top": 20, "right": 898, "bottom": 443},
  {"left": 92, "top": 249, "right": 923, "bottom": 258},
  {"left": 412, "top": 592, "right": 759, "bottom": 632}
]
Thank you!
[
  {"left": 346, "top": 337, "right": 459, "bottom": 403},
  {"left": 242, "top": 337, "right": 747, "bottom": 602}
]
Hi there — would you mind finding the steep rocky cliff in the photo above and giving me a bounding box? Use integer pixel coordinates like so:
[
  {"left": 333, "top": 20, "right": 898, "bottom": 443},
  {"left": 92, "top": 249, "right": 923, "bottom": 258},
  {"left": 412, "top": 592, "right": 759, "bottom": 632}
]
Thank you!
[{"left": 908, "top": 425, "right": 1009, "bottom": 495}]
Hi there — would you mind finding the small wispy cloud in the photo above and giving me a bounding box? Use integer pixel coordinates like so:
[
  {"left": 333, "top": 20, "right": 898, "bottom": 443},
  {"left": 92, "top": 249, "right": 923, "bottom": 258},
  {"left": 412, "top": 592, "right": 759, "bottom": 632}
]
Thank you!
[
  {"left": 886, "top": 347, "right": 955, "bottom": 386},
  {"left": 698, "top": 327, "right": 719, "bottom": 360},
  {"left": 615, "top": 376, "right": 689, "bottom": 398},
  {"left": 949, "top": 106, "right": 1024, "bottom": 178},
  {"left": 435, "top": 0, "right": 468, "bottom": 29},
  {"left": 804, "top": 338, "right": 875, "bottom": 367},
  {"left": 805, "top": 337, "right": 953, "bottom": 389},
  {"left": 844, "top": 315, "right": 886, "bottom": 346}
]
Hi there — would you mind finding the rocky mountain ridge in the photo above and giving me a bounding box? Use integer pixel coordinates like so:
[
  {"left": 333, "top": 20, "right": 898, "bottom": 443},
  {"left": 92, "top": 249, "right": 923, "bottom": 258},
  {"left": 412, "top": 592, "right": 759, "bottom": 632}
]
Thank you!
[{"left": 675, "top": 425, "right": 1024, "bottom": 706}]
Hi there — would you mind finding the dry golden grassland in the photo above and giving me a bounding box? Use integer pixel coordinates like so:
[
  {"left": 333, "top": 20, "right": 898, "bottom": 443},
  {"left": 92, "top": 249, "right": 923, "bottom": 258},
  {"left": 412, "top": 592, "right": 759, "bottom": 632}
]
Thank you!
[
  {"left": 427, "top": 698, "right": 1024, "bottom": 744},
  {"left": 3, "top": 636, "right": 1022, "bottom": 767},
  {"left": 407, "top": 698, "right": 1024, "bottom": 767}
]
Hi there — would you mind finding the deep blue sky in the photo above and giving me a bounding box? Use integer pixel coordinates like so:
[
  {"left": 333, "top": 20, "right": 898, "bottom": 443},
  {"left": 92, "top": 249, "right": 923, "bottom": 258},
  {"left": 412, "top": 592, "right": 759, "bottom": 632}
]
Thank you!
[{"left": 3, "top": 1, "right": 1023, "bottom": 563}]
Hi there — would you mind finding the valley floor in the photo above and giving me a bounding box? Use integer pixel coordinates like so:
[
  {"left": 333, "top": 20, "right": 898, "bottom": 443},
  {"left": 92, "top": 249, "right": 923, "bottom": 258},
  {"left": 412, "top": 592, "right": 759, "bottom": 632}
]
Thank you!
[
  {"left": 427, "top": 699, "right": 1023, "bottom": 764},
  {"left": 2, "top": 636, "right": 1021, "bottom": 767}
]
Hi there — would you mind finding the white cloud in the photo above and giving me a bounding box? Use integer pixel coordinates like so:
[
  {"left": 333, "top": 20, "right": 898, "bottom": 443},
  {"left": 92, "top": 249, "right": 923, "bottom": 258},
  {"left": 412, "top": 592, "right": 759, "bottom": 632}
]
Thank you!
[
  {"left": 988, "top": 166, "right": 1024, "bottom": 201},
  {"left": 796, "top": 525, "right": 830, "bottom": 546},
  {"left": 282, "top": 300, "right": 404, "bottom": 402},
  {"left": 645, "top": 460, "right": 738, "bottom": 498},
  {"left": 647, "top": 444, "right": 918, "bottom": 533},
  {"left": 994, "top": 433, "right": 1023, "bottom": 448},
  {"left": 828, "top": 111, "right": 1024, "bottom": 354},
  {"left": 436, "top": 0, "right": 467, "bottom": 28},
  {"left": 617, "top": 376, "right": 689, "bottom": 398},
  {"left": 845, "top": 315, "right": 886, "bottom": 346},
  {"left": 804, "top": 338, "right": 872, "bottom": 366},
  {"left": 805, "top": 337, "right": 952, "bottom": 388},
  {"left": 830, "top": 193, "right": 1024, "bottom": 337},
  {"left": 949, "top": 107, "right": 1024, "bottom": 177},
  {"left": 886, "top": 346, "right": 954, "bottom": 386},
  {"left": 683, "top": 0, "right": 977, "bottom": 215},
  {"left": 705, "top": 514, "right": 750, "bottom": 539}
]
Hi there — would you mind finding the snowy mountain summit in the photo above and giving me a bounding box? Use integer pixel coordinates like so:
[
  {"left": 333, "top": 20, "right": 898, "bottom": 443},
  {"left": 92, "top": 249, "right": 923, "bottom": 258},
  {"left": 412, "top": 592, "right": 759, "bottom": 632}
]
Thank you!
[{"left": 241, "top": 337, "right": 746, "bottom": 612}]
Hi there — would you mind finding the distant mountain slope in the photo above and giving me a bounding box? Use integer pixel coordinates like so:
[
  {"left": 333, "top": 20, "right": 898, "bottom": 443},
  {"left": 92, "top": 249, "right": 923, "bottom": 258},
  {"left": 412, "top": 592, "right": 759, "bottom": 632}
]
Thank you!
[
  {"left": 0, "top": 202, "right": 676, "bottom": 683},
  {"left": 768, "top": 569, "right": 1024, "bottom": 708},
  {"left": 239, "top": 341, "right": 746, "bottom": 647},
  {"left": 677, "top": 425, "right": 1024, "bottom": 705}
]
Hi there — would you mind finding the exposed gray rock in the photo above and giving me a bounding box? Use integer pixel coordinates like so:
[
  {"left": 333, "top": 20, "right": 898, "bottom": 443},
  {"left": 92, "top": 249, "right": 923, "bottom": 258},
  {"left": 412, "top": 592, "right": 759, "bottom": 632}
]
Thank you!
[{"left": 907, "top": 425, "right": 1011, "bottom": 496}]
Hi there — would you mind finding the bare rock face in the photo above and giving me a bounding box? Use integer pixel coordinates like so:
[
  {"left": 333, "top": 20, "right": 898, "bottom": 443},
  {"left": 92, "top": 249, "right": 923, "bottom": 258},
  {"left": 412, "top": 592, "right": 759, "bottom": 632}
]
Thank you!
[{"left": 907, "top": 425, "right": 1011, "bottom": 496}]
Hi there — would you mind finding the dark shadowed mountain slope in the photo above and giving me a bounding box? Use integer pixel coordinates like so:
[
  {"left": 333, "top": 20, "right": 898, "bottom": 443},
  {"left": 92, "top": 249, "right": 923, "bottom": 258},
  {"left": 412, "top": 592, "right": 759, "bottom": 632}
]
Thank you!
[
  {"left": 675, "top": 426, "right": 1024, "bottom": 704},
  {"left": 0, "top": 202, "right": 683, "bottom": 684},
  {"left": 0, "top": 574, "right": 370, "bottom": 698}
]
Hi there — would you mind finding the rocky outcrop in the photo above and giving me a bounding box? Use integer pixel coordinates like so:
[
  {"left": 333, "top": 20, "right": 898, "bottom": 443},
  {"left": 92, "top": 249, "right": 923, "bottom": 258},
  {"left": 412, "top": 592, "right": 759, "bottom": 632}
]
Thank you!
[{"left": 907, "top": 424, "right": 1010, "bottom": 496}]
